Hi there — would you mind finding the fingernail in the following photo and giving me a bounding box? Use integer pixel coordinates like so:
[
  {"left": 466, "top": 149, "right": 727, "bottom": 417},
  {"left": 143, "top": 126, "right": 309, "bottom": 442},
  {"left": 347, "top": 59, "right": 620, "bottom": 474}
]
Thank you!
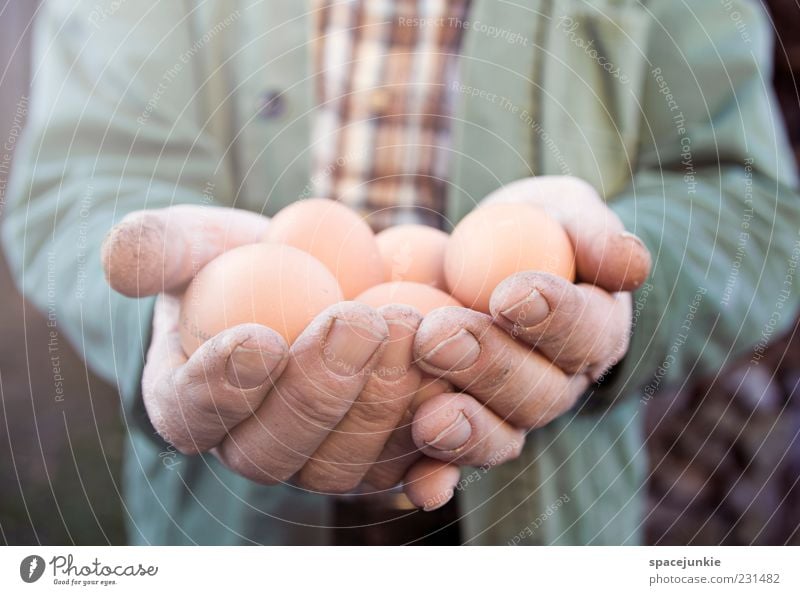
[
  {"left": 423, "top": 491, "right": 454, "bottom": 512},
  {"left": 500, "top": 290, "right": 550, "bottom": 328},
  {"left": 421, "top": 329, "right": 480, "bottom": 371},
  {"left": 425, "top": 412, "right": 472, "bottom": 451},
  {"left": 619, "top": 231, "right": 645, "bottom": 249},
  {"left": 375, "top": 320, "right": 416, "bottom": 382},
  {"left": 323, "top": 318, "right": 385, "bottom": 376},
  {"left": 227, "top": 346, "right": 283, "bottom": 389}
]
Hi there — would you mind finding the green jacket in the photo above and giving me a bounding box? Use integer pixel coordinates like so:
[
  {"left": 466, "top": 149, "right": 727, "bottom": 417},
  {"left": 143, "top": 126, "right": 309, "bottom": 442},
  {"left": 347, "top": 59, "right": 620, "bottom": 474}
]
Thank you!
[{"left": 4, "top": 0, "right": 798, "bottom": 545}]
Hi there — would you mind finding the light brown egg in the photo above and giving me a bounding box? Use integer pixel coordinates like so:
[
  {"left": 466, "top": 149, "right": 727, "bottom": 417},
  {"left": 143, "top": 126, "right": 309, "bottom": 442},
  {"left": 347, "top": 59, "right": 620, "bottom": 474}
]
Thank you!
[
  {"left": 179, "top": 243, "right": 343, "bottom": 355},
  {"left": 375, "top": 224, "right": 449, "bottom": 289},
  {"left": 355, "top": 281, "right": 462, "bottom": 315},
  {"left": 444, "top": 202, "right": 575, "bottom": 313},
  {"left": 264, "top": 198, "right": 383, "bottom": 299}
]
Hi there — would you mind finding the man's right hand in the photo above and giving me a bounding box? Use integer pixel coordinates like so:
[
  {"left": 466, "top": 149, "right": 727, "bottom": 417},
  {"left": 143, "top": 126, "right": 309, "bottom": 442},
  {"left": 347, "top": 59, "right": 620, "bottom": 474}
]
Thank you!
[{"left": 101, "top": 205, "right": 421, "bottom": 493}]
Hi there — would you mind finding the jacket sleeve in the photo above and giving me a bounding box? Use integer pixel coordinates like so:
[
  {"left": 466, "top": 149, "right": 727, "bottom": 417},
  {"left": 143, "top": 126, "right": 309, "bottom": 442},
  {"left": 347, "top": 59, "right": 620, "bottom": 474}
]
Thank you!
[
  {"left": 593, "top": 0, "right": 800, "bottom": 409},
  {"left": 1, "top": 1, "right": 233, "bottom": 436}
]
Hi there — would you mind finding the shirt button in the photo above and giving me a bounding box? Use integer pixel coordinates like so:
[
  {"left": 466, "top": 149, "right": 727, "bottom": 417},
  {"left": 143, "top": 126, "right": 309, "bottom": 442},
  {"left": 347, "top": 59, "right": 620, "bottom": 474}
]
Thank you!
[{"left": 258, "top": 90, "right": 287, "bottom": 119}]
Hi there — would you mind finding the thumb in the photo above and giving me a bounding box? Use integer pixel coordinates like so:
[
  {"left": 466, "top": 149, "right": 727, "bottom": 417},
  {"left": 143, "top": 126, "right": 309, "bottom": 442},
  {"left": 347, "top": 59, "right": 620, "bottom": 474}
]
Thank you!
[
  {"left": 482, "top": 176, "right": 651, "bottom": 291},
  {"left": 573, "top": 225, "right": 652, "bottom": 292},
  {"left": 101, "top": 205, "right": 270, "bottom": 297}
]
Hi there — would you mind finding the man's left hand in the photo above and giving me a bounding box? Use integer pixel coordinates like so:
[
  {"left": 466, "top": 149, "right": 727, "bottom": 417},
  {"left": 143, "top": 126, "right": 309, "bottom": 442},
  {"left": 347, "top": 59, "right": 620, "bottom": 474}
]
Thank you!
[{"left": 400, "top": 176, "right": 652, "bottom": 507}]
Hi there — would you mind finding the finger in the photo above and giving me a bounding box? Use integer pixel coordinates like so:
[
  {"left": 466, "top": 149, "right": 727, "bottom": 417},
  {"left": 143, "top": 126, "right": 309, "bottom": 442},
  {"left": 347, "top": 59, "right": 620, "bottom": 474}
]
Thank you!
[
  {"left": 143, "top": 295, "right": 289, "bottom": 455},
  {"left": 101, "top": 205, "right": 270, "bottom": 297},
  {"left": 411, "top": 392, "right": 524, "bottom": 466},
  {"left": 481, "top": 176, "right": 651, "bottom": 291},
  {"left": 299, "top": 305, "right": 423, "bottom": 493},
  {"left": 414, "top": 307, "right": 589, "bottom": 428},
  {"left": 403, "top": 458, "right": 461, "bottom": 512},
  {"left": 490, "top": 271, "right": 632, "bottom": 377},
  {"left": 363, "top": 375, "right": 454, "bottom": 490},
  {"left": 412, "top": 375, "right": 455, "bottom": 410},
  {"left": 363, "top": 410, "right": 420, "bottom": 490},
  {"left": 214, "top": 302, "right": 389, "bottom": 485}
]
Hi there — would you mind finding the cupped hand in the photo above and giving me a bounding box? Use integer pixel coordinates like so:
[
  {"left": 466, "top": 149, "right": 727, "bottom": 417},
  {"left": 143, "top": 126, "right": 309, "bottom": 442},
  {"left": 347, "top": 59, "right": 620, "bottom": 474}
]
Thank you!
[
  {"left": 99, "top": 178, "right": 646, "bottom": 514},
  {"left": 101, "top": 206, "right": 455, "bottom": 505},
  {"left": 397, "top": 176, "right": 653, "bottom": 509}
]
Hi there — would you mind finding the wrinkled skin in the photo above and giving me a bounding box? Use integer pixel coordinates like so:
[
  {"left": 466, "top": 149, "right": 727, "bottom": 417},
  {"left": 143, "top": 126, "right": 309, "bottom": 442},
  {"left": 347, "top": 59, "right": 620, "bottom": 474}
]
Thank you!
[{"left": 101, "top": 176, "right": 651, "bottom": 509}]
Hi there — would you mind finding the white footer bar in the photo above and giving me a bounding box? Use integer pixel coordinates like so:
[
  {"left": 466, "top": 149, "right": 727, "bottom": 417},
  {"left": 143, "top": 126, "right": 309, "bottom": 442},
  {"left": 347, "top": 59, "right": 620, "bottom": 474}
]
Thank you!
[{"left": 1, "top": 546, "right": 797, "bottom": 594}]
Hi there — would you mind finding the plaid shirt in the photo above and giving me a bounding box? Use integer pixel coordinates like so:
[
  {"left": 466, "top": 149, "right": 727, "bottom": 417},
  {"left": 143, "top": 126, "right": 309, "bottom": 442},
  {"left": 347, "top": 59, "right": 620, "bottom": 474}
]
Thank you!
[{"left": 311, "top": 0, "right": 471, "bottom": 231}]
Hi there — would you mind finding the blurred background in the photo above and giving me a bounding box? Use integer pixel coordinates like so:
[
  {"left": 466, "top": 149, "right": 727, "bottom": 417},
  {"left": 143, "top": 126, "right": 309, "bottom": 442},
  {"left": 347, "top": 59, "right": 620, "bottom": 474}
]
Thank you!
[{"left": 1, "top": 1, "right": 798, "bottom": 546}]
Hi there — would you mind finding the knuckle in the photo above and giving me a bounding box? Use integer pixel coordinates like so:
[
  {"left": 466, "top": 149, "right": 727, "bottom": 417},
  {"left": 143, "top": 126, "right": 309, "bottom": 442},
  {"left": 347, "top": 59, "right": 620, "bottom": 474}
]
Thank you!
[
  {"left": 170, "top": 439, "right": 201, "bottom": 457},
  {"left": 149, "top": 414, "right": 199, "bottom": 455},
  {"left": 147, "top": 403, "right": 213, "bottom": 455},
  {"left": 170, "top": 365, "right": 200, "bottom": 395},
  {"left": 364, "top": 465, "right": 403, "bottom": 490},
  {"left": 348, "top": 388, "right": 410, "bottom": 431},
  {"left": 514, "top": 409, "right": 546, "bottom": 430},
  {"left": 143, "top": 387, "right": 181, "bottom": 441},
  {"left": 344, "top": 402, "right": 388, "bottom": 433},
  {"left": 277, "top": 379, "right": 350, "bottom": 429},
  {"left": 147, "top": 369, "right": 245, "bottom": 455},
  {"left": 513, "top": 375, "right": 564, "bottom": 429},
  {"left": 552, "top": 348, "right": 591, "bottom": 375},
  {"left": 171, "top": 370, "right": 217, "bottom": 416},
  {"left": 513, "top": 409, "right": 536, "bottom": 429},
  {"left": 299, "top": 461, "right": 361, "bottom": 494},
  {"left": 196, "top": 389, "right": 257, "bottom": 428},
  {"left": 218, "top": 442, "right": 280, "bottom": 485}
]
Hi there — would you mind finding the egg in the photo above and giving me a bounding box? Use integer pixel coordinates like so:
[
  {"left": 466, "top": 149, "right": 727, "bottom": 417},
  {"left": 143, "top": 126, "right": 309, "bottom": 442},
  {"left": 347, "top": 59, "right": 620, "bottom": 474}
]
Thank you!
[
  {"left": 179, "top": 243, "right": 343, "bottom": 355},
  {"left": 444, "top": 202, "right": 575, "bottom": 313},
  {"left": 355, "top": 281, "right": 462, "bottom": 315},
  {"left": 375, "top": 224, "right": 449, "bottom": 289},
  {"left": 264, "top": 198, "right": 383, "bottom": 299}
]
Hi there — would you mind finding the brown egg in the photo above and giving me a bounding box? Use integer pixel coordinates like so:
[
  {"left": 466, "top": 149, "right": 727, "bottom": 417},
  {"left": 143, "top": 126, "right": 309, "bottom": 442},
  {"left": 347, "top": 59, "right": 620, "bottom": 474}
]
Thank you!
[
  {"left": 179, "top": 243, "right": 343, "bottom": 355},
  {"left": 264, "top": 198, "right": 383, "bottom": 299},
  {"left": 375, "top": 224, "right": 449, "bottom": 289},
  {"left": 444, "top": 202, "right": 575, "bottom": 313},
  {"left": 355, "top": 281, "right": 462, "bottom": 315}
]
